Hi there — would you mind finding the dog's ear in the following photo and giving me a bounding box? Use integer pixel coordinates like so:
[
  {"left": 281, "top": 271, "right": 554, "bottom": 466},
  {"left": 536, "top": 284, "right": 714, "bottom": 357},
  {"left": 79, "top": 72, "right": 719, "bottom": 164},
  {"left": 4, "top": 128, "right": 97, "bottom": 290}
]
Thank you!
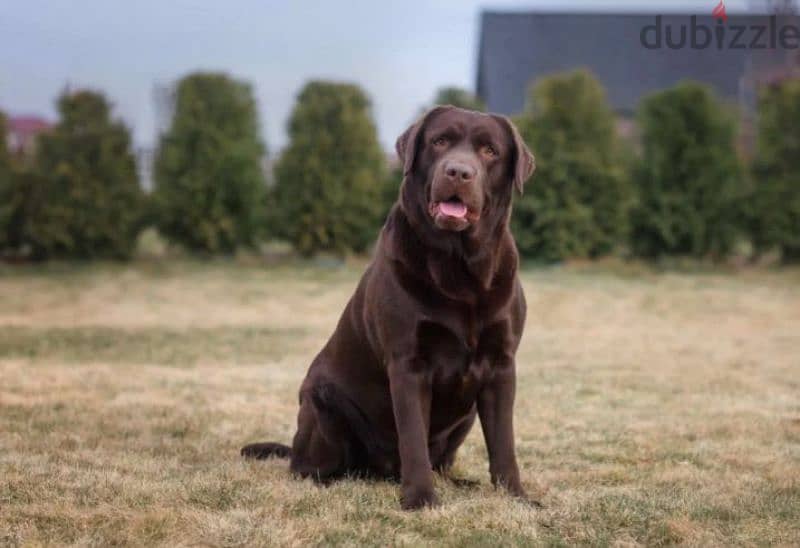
[
  {"left": 396, "top": 106, "right": 452, "bottom": 177},
  {"left": 492, "top": 115, "right": 535, "bottom": 194}
]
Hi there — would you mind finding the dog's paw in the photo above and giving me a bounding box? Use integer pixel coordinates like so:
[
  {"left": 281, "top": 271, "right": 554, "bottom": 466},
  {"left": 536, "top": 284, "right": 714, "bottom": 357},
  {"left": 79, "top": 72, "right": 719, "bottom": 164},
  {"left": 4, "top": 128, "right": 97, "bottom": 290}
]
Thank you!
[{"left": 400, "top": 486, "right": 440, "bottom": 510}]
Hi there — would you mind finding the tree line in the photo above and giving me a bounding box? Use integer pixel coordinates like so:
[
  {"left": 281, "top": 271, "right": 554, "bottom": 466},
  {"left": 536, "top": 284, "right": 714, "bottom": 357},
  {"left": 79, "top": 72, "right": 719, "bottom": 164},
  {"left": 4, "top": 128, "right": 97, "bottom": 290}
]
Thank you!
[{"left": 0, "top": 70, "right": 798, "bottom": 263}]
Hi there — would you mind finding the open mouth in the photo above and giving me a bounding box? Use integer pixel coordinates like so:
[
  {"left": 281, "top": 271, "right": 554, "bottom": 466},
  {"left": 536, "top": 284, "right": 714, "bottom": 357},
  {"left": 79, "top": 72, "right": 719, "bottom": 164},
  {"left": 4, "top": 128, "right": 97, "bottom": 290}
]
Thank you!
[
  {"left": 434, "top": 197, "right": 468, "bottom": 219},
  {"left": 428, "top": 195, "right": 474, "bottom": 232}
]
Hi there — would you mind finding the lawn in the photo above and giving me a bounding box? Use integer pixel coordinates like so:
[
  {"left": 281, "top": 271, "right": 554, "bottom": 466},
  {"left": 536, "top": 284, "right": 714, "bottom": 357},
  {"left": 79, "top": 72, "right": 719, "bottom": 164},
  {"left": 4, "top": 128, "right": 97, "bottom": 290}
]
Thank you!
[{"left": 1, "top": 260, "right": 799, "bottom": 546}]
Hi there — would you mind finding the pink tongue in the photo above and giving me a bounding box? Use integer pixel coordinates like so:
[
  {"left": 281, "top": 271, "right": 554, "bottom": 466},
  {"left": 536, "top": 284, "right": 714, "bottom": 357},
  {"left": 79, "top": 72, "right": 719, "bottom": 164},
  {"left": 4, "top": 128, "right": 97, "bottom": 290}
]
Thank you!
[{"left": 439, "top": 201, "right": 467, "bottom": 218}]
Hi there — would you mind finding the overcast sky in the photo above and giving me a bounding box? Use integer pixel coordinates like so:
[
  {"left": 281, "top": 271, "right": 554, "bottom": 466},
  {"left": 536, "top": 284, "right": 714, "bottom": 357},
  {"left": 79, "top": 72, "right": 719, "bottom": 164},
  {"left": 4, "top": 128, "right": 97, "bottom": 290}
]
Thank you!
[{"left": 1, "top": 0, "right": 757, "bottom": 152}]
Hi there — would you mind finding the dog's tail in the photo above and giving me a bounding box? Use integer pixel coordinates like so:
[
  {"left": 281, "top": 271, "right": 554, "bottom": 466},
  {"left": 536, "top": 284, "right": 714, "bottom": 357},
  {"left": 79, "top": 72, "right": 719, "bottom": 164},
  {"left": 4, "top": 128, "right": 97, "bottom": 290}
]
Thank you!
[{"left": 240, "top": 441, "right": 291, "bottom": 460}]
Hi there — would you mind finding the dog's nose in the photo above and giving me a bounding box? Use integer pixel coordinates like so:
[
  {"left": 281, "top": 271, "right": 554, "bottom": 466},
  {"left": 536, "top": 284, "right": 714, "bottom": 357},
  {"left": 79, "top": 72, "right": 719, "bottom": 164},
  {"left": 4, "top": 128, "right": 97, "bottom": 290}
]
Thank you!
[{"left": 444, "top": 162, "right": 476, "bottom": 184}]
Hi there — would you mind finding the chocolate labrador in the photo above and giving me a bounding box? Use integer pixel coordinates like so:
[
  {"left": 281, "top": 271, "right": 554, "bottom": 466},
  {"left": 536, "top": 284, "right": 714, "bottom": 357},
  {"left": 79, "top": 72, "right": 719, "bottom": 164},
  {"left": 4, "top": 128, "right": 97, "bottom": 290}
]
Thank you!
[{"left": 242, "top": 106, "right": 536, "bottom": 510}]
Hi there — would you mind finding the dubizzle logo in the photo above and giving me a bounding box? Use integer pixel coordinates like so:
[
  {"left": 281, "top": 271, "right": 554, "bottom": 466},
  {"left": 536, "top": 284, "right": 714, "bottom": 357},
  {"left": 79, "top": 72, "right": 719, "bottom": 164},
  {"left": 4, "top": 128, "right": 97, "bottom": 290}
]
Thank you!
[
  {"left": 712, "top": 0, "right": 728, "bottom": 23},
  {"left": 639, "top": 1, "right": 799, "bottom": 50}
]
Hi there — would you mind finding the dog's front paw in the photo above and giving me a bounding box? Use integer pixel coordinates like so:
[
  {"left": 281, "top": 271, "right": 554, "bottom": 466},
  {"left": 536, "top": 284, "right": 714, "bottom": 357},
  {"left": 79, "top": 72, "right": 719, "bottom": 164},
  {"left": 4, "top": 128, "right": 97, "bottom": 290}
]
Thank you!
[{"left": 400, "top": 486, "right": 439, "bottom": 510}]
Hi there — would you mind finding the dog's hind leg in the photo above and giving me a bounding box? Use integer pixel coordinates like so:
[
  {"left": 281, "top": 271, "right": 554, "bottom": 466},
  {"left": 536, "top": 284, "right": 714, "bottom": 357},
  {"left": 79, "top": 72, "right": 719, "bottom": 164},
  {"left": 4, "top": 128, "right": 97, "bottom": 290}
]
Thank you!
[
  {"left": 242, "top": 381, "right": 377, "bottom": 481},
  {"left": 288, "top": 387, "right": 359, "bottom": 482}
]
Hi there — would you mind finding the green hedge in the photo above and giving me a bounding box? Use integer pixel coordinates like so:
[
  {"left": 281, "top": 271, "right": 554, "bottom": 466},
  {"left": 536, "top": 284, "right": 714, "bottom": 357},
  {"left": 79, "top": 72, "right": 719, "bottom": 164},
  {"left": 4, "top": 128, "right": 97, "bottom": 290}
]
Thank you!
[
  {"left": 512, "top": 70, "right": 633, "bottom": 261},
  {"left": 748, "top": 80, "right": 800, "bottom": 263},
  {"left": 0, "top": 112, "right": 13, "bottom": 252},
  {"left": 153, "top": 72, "right": 267, "bottom": 254},
  {"left": 16, "top": 91, "right": 145, "bottom": 259},
  {"left": 432, "top": 87, "right": 486, "bottom": 111},
  {"left": 271, "top": 81, "right": 386, "bottom": 255},
  {"left": 630, "top": 83, "right": 746, "bottom": 259}
]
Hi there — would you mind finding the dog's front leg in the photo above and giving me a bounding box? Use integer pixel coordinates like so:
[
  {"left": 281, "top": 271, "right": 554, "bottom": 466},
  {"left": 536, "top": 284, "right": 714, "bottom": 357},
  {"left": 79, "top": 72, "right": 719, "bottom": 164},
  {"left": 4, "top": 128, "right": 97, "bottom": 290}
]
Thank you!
[
  {"left": 388, "top": 361, "right": 437, "bottom": 510},
  {"left": 478, "top": 363, "right": 536, "bottom": 504}
]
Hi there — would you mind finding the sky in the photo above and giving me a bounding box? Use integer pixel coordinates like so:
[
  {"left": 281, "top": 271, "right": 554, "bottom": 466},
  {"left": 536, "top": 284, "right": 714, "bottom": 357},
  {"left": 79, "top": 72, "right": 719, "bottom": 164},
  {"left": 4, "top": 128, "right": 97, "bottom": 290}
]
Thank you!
[{"left": 0, "top": 0, "right": 757, "bottom": 152}]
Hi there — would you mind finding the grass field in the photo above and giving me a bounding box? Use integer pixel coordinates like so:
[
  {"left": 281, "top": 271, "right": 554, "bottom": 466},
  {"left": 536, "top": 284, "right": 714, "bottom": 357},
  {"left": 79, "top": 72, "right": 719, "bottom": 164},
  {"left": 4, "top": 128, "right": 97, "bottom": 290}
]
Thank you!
[{"left": 1, "top": 260, "right": 799, "bottom": 546}]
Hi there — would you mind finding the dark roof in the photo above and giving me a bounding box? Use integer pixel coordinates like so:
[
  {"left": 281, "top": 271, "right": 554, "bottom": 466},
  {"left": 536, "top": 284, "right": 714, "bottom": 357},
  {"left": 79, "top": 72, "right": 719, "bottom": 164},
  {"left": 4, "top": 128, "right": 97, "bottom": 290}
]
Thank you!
[{"left": 476, "top": 11, "right": 799, "bottom": 115}]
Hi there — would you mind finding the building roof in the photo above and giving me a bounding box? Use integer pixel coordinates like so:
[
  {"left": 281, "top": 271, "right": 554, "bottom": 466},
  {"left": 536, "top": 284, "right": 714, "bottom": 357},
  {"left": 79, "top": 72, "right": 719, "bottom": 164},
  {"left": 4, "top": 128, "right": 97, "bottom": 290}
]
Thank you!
[
  {"left": 476, "top": 11, "right": 799, "bottom": 116},
  {"left": 7, "top": 115, "right": 52, "bottom": 137}
]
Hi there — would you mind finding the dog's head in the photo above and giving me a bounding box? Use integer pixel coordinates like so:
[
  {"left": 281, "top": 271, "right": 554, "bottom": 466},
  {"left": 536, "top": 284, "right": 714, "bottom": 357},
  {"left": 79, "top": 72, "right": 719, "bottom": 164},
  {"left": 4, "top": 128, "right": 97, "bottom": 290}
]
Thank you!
[{"left": 395, "top": 106, "right": 535, "bottom": 235}]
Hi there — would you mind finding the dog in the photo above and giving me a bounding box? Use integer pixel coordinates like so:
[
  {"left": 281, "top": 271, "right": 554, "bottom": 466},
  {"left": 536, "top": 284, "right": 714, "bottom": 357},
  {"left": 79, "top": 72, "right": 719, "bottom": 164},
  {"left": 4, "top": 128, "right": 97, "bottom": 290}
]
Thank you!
[{"left": 242, "top": 105, "right": 536, "bottom": 510}]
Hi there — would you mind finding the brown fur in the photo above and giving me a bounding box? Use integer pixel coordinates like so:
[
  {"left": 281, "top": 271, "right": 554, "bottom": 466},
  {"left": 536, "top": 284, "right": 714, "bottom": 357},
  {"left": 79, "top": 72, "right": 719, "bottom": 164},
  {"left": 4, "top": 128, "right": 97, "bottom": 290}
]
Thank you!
[{"left": 242, "top": 106, "right": 537, "bottom": 510}]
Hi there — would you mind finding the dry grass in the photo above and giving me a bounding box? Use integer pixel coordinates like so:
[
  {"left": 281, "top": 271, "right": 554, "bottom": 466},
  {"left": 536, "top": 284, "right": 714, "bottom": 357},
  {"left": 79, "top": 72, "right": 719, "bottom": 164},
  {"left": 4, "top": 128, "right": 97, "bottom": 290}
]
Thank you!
[{"left": 1, "top": 260, "right": 798, "bottom": 546}]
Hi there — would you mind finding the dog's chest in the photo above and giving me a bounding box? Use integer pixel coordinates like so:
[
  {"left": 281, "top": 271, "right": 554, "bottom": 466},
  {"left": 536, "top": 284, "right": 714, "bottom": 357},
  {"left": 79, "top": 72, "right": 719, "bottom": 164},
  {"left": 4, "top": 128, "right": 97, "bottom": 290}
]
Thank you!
[{"left": 416, "top": 314, "right": 510, "bottom": 390}]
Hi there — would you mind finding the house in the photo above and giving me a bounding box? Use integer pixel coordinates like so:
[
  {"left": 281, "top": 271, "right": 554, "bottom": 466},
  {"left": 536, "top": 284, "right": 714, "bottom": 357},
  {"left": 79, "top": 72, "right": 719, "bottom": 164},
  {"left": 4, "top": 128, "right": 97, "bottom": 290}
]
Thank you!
[
  {"left": 476, "top": 11, "right": 800, "bottom": 117},
  {"left": 5, "top": 115, "right": 52, "bottom": 156}
]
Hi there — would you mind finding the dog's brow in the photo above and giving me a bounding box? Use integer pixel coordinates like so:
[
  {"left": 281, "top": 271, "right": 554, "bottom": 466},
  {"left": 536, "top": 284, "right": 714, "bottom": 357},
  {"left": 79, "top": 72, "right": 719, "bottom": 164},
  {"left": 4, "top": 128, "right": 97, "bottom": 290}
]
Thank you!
[
  {"left": 471, "top": 128, "right": 496, "bottom": 144},
  {"left": 431, "top": 123, "right": 464, "bottom": 139}
]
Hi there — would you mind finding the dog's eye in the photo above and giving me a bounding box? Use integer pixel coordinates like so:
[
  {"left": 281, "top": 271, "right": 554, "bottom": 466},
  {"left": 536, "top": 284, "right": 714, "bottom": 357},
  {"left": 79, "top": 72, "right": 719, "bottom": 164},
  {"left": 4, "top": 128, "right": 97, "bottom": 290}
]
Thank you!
[
  {"left": 432, "top": 137, "right": 448, "bottom": 147},
  {"left": 481, "top": 145, "right": 498, "bottom": 158}
]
